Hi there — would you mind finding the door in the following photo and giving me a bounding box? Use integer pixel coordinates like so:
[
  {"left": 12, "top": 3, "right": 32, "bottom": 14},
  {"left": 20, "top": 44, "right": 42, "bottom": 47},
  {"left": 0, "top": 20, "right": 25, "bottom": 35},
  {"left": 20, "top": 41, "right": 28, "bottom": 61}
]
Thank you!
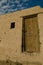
[{"left": 22, "top": 14, "right": 40, "bottom": 53}]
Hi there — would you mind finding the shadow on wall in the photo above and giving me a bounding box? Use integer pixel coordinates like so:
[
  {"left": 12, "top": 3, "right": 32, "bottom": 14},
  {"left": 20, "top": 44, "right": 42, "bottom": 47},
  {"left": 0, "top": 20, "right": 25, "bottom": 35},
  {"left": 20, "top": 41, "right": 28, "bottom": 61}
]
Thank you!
[{"left": 0, "top": 60, "right": 42, "bottom": 65}]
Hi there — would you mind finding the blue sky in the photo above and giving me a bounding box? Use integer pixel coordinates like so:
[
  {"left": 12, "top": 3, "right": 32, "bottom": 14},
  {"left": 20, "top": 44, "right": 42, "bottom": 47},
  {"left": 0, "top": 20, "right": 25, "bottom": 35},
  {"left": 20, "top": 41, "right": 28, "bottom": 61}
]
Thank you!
[{"left": 0, "top": 0, "right": 43, "bottom": 14}]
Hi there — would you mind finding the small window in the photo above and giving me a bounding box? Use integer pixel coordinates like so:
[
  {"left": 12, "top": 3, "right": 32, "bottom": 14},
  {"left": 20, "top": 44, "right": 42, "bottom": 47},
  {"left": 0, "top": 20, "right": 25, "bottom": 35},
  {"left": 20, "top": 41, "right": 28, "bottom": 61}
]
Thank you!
[{"left": 11, "top": 22, "right": 15, "bottom": 29}]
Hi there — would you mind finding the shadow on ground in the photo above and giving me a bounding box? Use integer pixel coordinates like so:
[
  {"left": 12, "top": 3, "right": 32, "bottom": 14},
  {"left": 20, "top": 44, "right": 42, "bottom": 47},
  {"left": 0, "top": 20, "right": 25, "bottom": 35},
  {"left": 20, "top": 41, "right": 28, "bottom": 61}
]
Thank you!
[
  {"left": 0, "top": 60, "right": 22, "bottom": 65},
  {"left": 0, "top": 60, "right": 42, "bottom": 65}
]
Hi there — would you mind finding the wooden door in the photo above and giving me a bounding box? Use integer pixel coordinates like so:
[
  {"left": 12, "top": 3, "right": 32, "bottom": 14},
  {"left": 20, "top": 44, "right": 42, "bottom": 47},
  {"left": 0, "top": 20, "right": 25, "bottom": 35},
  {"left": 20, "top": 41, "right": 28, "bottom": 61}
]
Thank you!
[{"left": 22, "top": 15, "right": 40, "bottom": 53}]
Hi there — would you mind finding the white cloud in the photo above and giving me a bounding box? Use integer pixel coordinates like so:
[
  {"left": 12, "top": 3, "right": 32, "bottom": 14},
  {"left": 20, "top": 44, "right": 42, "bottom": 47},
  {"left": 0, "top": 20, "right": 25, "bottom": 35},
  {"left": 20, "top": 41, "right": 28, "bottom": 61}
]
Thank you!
[
  {"left": 20, "top": 7, "right": 25, "bottom": 9},
  {"left": 0, "top": 8, "right": 5, "bottom": 14},
  {"left": 23, "top": 0, "right": 29, "bottom": 2},
  {"left": 14, "top": 8, "right": 18, "bottom": 11},
  {"left": 1, "top": 5, "right": 9, "bottom": 8},
  {"left": 15, "top": 0, "right": 20, "bottom": 4},
  {"left": 0, "top": 2, "right": 2, "bottom": 7},
  {"left": 17, "top": 4, "right": 22, "bottom": 7},
  {"left": 0, "top": 0, "right": 8, "bottom": 7},
  {"left": 1, "top": 0, "right": 7, "bottom": 3}
]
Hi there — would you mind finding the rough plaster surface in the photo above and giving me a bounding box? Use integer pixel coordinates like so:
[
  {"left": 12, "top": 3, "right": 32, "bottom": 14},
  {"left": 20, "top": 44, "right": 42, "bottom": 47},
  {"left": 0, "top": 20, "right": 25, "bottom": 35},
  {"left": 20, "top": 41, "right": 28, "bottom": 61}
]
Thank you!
[{"left": 0, "top": 6, "right": 43, "bottom": 65}]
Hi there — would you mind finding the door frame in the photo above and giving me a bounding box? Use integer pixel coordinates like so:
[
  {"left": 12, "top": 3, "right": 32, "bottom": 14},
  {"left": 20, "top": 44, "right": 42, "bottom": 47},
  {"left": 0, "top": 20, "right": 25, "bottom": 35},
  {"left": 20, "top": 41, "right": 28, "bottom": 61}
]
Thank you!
[{"left": 22, "top": 14, "right": 40, "bottom": 53}]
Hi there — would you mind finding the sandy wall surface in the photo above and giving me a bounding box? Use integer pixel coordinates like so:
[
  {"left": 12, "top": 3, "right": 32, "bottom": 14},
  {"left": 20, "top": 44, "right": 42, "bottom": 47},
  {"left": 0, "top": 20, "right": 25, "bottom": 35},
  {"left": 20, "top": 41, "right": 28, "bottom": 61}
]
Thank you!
[{"left": 0, "top": 6, "right": 43, "bottom": 65}]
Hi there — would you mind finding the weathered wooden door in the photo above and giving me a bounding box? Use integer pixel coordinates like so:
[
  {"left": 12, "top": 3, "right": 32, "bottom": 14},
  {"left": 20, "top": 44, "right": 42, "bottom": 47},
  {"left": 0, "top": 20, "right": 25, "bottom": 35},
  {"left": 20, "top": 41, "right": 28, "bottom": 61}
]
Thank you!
[{"left": 22, "top": 15, "right": 40, "bottom": 53}]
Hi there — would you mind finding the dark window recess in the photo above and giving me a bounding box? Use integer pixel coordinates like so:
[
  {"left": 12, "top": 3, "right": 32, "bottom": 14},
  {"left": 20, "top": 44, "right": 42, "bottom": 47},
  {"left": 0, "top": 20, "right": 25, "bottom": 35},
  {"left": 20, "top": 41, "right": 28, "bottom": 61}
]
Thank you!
[{"left": 11, "top": 22, "right": 15, "bottom": 29}]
